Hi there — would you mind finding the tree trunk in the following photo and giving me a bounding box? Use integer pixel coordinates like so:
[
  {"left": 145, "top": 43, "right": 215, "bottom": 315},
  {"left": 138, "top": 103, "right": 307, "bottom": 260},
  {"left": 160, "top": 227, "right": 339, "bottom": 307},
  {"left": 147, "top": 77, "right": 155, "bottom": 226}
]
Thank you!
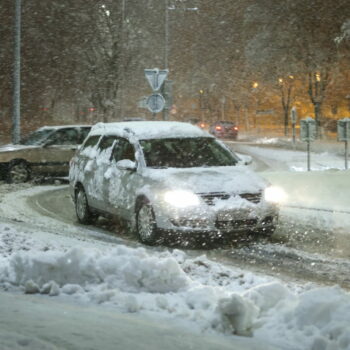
[
  {"left": 314, "top": 102, "right": 322, "bottom": 139},
  {"left": 308, "top": 71, "right": 329, "bottom": 139},
  {"left": 284, "top": 109, "right": 289, "bottom": 136}
]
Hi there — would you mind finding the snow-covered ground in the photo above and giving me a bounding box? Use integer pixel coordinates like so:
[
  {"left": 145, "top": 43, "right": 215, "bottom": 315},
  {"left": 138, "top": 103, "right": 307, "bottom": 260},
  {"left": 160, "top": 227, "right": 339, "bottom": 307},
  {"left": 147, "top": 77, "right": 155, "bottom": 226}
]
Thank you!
[
  {"left": 1, "top": 137, "right": 350, "bottom": 350},
  {"left": 1, "top": 218, "right": 350, "bottom": 350}
]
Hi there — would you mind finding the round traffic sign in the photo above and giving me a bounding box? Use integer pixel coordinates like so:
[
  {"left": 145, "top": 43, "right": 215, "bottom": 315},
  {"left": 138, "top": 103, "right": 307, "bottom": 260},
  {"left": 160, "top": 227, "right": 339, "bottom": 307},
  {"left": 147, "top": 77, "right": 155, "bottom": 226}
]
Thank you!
[{"left": 146, "top": 93, "right": 165, "bottom": 113}]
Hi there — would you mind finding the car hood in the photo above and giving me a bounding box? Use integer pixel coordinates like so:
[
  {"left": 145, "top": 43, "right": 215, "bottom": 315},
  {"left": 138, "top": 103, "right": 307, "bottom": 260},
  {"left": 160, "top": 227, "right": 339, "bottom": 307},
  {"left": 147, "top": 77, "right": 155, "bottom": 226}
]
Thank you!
[
  {"left": 0, "top": 144, "right": 39, "bottom": 153},
  {"left": 143, "top": 166, "right": 268, "bottom": 194}
]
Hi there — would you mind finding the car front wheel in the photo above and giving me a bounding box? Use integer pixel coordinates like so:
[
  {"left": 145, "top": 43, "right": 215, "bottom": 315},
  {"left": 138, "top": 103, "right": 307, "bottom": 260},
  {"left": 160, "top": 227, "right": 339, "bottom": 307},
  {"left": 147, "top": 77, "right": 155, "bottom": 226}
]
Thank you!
[
  {"left": 75, "top": 186, "right": 95, "bottom": 224},
  {"left": 136, "top": 203, "right": 159, "bottom": 245},
  {"left": 7, "top": 161, "right": 30, "bottom": 183}
]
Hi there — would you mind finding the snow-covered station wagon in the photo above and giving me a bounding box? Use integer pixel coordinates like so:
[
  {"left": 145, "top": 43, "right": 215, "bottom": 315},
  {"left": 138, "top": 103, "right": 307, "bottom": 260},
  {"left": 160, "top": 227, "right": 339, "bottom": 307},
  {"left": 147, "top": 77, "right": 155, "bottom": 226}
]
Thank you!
[{"left": 69, "top": 121, "right": 281, "bottom": 244}]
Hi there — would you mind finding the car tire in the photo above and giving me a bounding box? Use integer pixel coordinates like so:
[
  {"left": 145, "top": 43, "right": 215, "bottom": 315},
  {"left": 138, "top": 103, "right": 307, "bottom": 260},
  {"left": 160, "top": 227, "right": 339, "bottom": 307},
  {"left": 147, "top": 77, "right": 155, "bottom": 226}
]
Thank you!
[
  {"left": 136, "top": 203, "right": 159, "bottom": 245},
  {"left": 7, "top": 161, "right": 30, "bottom": 183},
  {"left": 75, "top": 186, "right": 95, "bottom": 224}
]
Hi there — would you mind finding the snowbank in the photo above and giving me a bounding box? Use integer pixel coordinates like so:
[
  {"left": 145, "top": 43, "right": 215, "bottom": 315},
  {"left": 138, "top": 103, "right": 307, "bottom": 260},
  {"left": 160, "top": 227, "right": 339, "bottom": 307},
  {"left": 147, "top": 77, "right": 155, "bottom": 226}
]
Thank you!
[{"left": 1, "top": 228, "right": 350, "bottom": 350}]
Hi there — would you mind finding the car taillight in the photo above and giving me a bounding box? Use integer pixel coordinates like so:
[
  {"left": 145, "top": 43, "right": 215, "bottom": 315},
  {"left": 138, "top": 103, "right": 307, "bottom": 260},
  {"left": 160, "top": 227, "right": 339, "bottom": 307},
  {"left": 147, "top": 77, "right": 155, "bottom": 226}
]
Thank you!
[{"left": 215, "top": 126, "right": 222, "bottom": 131}]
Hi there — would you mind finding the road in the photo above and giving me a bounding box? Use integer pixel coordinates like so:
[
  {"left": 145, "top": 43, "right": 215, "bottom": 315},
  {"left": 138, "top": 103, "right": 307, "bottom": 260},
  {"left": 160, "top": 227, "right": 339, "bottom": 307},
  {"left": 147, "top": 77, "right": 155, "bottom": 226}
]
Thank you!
[{"left": 0, "top": 184, "right": 345, "bottom": 290}]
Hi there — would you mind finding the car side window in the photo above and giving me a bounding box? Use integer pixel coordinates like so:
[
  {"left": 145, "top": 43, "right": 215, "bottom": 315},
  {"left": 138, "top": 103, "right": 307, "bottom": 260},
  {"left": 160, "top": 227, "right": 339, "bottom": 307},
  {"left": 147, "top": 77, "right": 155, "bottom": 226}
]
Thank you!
[
  {"left": 97, "top": 136, "right": 119, "bottom": 152},
  {"left": 96, "top": 136, "right": 119, "bottom": 164},
  {"left": 80, "top": 135, "right": 100, "bottom": 153},
  {"left": 112, "top": 139, "right": 135, "bottom": 162},
  {"left": 47, "top": 128, "right": 79, "bottom": 145}
]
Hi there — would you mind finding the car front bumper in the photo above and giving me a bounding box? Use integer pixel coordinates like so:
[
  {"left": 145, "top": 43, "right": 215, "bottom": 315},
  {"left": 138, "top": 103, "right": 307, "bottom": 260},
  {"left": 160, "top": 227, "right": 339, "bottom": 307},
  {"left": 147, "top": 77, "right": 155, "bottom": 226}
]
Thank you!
[
  {"left": 153, "top": 200, "right": 279, "bottom": 236},
  {"left": 212, "top": 131, "right": 238, "bottom": 139}
]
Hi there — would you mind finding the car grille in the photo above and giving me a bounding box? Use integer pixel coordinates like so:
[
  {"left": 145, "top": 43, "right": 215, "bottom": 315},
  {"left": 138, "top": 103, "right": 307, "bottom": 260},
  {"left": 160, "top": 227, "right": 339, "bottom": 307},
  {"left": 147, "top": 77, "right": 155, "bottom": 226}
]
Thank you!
[
  {"left": 216, "top": 219, "right": 258, "bottom": 230},
  {"left": 239, "top": 192, "right": 262, "bottom": 204},
  {"left": 198, "top": 192, "right": 230, "bottom": 206},
  {"left": 198, "top": 192, "right": 262, "bottom": 206}
]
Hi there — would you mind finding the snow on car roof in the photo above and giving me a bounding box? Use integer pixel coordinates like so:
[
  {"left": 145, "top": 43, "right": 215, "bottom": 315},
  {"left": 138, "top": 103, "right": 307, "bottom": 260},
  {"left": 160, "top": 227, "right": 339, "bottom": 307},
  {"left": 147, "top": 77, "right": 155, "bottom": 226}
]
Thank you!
[
  {"left": 38, "top": 125, "right": 91, "bottom": 131},
  {"left": 89, "top": 121, "right": 212, "bottom": 140}
]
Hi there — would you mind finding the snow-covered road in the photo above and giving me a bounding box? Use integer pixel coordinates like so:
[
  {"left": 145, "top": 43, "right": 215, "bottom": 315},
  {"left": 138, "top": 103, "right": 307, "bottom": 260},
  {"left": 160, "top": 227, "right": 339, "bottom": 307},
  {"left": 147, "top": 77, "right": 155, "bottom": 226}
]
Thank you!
[{"left": 1, "top": 183, "right": 347, "bottom": 288}]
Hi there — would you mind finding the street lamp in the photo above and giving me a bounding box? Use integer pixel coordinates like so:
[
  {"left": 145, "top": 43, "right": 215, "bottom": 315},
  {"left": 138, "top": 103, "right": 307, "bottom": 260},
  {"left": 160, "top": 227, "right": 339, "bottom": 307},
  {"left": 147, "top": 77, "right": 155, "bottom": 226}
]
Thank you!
[
  {"left": 165, "top": 0, "right": 198, "bottom": 68},
  {"left": 120, "top": 0, "right": 126, "bottom": 119},
  {"left": 163, "top": 1, "right": 198, "bottom": 120}
]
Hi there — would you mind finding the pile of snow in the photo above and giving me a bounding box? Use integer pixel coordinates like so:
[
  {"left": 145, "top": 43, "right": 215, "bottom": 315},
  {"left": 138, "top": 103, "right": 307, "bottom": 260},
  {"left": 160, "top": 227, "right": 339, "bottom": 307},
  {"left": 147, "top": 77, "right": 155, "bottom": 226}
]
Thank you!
[
  {"left": 5, "top": 246, "right": 189, "bottom": 295},
  {"left": 1, "top": 226, "right": 350, "bottom": 350},
  {"left": 255, "top": 286, "right": 350, "bottom": 350},
  {"left": 254, "top": 137, "right": 281, "bottom": 145},
  {"left": 0, "top": 244, "right": 263, "bottom": 336}
]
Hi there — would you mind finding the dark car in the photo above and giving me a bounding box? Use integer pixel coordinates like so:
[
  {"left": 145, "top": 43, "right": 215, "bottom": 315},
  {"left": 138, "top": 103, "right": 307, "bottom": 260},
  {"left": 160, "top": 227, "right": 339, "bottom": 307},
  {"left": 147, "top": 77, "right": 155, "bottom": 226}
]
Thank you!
[{"left": 209, "top": 121, "right": 239, "bottom": 140}]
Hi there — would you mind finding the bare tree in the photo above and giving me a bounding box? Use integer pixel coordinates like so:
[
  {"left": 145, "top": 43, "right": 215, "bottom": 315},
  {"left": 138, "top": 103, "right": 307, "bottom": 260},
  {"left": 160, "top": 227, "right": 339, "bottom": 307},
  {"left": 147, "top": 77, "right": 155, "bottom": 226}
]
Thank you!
[{"left": 278, "top": 76, "right": 295, "bottom": 136}]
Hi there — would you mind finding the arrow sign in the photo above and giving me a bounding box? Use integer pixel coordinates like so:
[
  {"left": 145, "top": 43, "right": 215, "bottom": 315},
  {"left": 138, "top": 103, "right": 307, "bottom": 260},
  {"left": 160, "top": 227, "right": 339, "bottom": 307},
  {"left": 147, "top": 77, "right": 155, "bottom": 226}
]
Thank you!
[
  {"left": 144, "top": 68, "right": 168, "bottom": 91},
  {"left": 146, "top": 93, "right": 165, "bottom": 113}
]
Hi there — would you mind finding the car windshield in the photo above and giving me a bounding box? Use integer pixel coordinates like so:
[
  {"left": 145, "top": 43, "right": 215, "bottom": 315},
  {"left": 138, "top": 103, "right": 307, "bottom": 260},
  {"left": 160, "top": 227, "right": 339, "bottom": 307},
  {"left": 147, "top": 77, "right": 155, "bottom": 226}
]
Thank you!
[
  {"left": 20, "top": 129, "right": 54, "bottom": 145},
  {"left": 140, "top": 137, "right": 238, "bottom": 168}
]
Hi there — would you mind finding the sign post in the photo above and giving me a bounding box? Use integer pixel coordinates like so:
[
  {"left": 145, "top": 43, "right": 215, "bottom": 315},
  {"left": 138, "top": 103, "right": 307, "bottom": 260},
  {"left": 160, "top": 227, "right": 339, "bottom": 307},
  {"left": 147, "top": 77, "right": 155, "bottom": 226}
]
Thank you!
[
  {"left": 300, "top": 117, "right": 316, "bottom": 171},
  {"left": 337, "top": 118, "right": 350, "bottom": 170}
]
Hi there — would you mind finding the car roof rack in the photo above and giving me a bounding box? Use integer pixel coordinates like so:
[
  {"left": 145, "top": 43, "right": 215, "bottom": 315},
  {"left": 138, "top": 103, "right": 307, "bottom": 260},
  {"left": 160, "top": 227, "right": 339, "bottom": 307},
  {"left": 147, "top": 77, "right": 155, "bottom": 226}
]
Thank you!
[{"left": 123, "top": 127, "right": 136, "bottom": 135}]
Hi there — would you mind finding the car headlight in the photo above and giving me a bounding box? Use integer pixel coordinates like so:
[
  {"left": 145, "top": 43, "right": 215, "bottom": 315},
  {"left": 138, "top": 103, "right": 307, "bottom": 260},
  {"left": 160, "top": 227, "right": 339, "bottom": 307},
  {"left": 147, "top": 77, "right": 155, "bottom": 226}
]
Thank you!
[
  {"left": 163, "top": 190, "right": 200, "bottom": 208},
  {"left": 264, "top": 186, "right": 287, "bottom": 204}
]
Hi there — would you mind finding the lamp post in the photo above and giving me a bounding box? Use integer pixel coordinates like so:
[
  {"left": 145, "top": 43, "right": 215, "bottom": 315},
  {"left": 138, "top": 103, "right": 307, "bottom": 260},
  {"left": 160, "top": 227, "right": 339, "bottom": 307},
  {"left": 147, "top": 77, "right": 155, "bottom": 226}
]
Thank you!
[
  {"left": 165, "top": 0, "right": 169, "bottom": 70},
  {"left": 12, "top": 0, "right": 21, "bottom": 144},
  {"left": 119, "top": 0, "right": 126, "bottom": 119}
]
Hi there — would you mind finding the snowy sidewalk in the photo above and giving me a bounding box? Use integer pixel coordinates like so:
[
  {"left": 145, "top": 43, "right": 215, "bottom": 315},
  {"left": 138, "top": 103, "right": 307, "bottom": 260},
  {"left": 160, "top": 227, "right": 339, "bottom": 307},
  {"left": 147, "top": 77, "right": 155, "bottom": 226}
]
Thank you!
[
  {"left": 231, "top": 139, "right": 350, "bottom": 232},
  {"left": 263, "top": 170, "right": 350, "bottom": 213}
]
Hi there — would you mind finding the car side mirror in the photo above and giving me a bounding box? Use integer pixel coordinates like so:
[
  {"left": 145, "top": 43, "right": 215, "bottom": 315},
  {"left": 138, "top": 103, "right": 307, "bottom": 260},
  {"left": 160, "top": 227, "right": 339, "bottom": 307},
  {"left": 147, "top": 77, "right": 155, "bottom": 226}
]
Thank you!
[
  {"left": 236, "top": 153, "right": 252, "bottom": 166},
  {"left": 116, "top": 159, "right": 137, "bottom": 171}
]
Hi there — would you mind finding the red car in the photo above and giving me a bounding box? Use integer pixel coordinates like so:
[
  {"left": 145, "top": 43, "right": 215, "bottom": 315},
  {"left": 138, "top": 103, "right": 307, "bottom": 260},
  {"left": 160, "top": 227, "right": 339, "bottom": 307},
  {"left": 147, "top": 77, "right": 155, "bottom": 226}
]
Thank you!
[{"left": 209, "top": 121, "right": 239, "bottom": 140}]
